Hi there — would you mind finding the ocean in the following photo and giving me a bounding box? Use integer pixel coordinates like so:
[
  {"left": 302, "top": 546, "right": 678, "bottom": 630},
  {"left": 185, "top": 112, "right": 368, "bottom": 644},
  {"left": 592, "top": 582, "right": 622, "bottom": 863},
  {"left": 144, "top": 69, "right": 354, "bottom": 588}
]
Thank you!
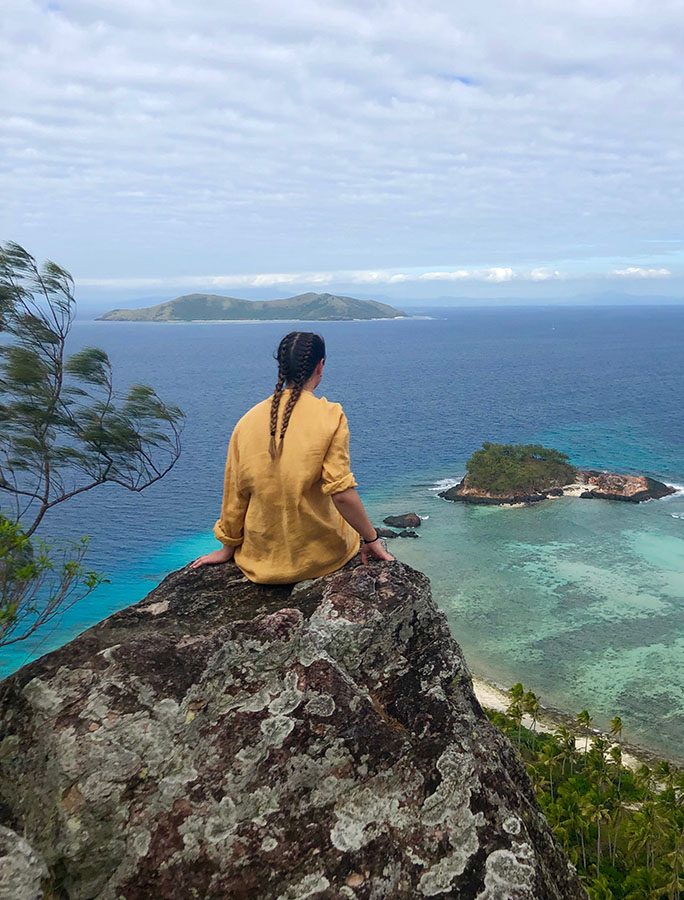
[{"left": 2, "top": 305, "right": 683, "bottom": 759}]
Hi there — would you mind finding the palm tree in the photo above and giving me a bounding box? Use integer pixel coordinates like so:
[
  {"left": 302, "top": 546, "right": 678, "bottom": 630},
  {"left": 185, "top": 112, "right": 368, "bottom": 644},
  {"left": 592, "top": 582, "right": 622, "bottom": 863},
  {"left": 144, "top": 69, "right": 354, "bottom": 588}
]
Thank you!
[
  {"left": 622, "top": 866, "right": 662, "bottom": 900},
  {"left": 626, "top": 801, "right": 661, "bottom": 871},
  {"left": 587, "top": 736, "right": 610, "bottom": 792},
  {"left": 654, "top": 759, "right": 677, "bottom": 792},
  {"left": 510, "top": 682, "right": 525, "bottom": 702},
  {"left": 538, "top": 741, "right": 561, "bottom": 802},
  {"left": 607, "top": 790, "right": 627, "bottom": 866},
  {"left": 609, "top": 715, "right": 623, "bottom": 741},
  {"left": 663, "top": 823, "right": 684, "bottom": 900},
  {"left": 576, "top": 709, "right": 594, "bottom": 753},
  {"left": 609, "top": 745, "right": 623, "bottom": 796},
  {"left": 559, "top": 789, "right": 587, "bottom": 871},
  {"left": 582, "top": 789, "right": 611, "bottom": 877},
  {"left": 555, "top": 724, "right": 579, "bottom": 775},
  {"left": 635, "top": 764, "right": 653, "bottom": 795},
  {"left": 523, "top": 689, "right": 541, "bottom": 748},
  {"left": 506, "top": 689, "right": 524, "bottom": 750},
  {"left": 589, "top": 873, "right": 614, "bottom": 900}
]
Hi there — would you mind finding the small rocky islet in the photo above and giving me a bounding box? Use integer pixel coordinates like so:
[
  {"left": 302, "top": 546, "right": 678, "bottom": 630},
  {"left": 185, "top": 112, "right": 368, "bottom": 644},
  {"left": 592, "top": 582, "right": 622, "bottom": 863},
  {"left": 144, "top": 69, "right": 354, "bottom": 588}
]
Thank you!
[{"left": 436, "top": 442, "right": 676, "bottom": 507}]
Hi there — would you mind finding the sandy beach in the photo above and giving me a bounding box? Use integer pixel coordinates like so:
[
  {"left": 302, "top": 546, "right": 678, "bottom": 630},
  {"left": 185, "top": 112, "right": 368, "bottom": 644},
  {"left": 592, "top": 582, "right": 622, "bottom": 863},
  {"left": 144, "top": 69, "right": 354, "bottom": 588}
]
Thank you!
[{"left": 471, "top": 675, "right": 666, "bottom": 771}]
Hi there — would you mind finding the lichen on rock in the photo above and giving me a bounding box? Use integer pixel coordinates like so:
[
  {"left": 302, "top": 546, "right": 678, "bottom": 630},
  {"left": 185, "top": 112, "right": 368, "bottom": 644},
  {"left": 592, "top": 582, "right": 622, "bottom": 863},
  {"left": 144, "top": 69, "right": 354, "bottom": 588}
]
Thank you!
[{"left": 0, "top": 557, "right": 586, "bottom": 899}]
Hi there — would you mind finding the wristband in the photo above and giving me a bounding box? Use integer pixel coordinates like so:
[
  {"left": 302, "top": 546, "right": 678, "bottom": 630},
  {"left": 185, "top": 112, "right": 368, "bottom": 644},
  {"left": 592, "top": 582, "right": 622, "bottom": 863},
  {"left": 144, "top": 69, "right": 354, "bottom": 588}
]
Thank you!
[{"left": 362, "top": 531, "right": 380, "bottom": 543}]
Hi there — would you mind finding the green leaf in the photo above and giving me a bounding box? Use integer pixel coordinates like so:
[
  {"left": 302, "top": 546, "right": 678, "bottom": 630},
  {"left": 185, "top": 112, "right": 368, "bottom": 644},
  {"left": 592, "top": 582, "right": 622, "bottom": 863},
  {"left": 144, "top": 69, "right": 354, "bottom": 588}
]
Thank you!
[{"left": 65, "top": 347, "right": 112, "bottom": 387}]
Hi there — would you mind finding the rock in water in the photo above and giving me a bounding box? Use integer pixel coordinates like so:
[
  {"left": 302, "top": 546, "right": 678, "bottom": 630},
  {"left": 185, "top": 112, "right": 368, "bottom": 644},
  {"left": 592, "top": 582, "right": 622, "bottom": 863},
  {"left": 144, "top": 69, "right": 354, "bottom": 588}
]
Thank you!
[
  {"left": 382, "top": 513, "right": 421, "bottom": 528},
  {"left": 0, "top": 559, "right": 586, "bottom": 900},
  {"left": 576, "top": 470, "right": 676, "bottom": 502}
]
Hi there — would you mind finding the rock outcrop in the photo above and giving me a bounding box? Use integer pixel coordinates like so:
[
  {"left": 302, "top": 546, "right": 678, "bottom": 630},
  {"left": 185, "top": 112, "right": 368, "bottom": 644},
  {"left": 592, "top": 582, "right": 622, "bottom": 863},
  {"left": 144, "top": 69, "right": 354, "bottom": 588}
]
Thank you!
[
  {"left": 439, "top": 480, "right": 551, "bottom": 505},
  {"left": 575, "top": 470, "right": 676, "bottom": 502},
  {"left": 0, "top": 558, "right": 586, "bottom": 900},
  {"left": 0, "top": 826, "right": 47, "bottom": 900},
  {"left": 440, "top": 471, "right": 675, "bottom": 506},
  {"left": 382, "top": 513, "right": 421, "bottom": 529},
  {"left": 376, "top": 527, "right": 399, "bottom": 539}
]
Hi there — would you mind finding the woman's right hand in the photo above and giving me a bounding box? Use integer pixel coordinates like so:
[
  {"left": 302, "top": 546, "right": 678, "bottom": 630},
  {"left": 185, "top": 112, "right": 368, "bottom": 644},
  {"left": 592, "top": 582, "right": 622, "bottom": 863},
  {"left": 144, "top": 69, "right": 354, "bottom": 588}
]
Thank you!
[{"left": 361, "top": 538, "right": 394, "bottom": 565}]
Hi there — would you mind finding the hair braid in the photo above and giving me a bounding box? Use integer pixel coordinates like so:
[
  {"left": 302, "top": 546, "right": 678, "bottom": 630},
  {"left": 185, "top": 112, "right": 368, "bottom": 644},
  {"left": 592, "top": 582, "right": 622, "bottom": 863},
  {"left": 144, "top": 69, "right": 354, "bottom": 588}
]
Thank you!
[
  {"left": 268, "top": 333, "right": 297, "bottom": 459},
  {"left": 268, "top": 331, "right": 325, "bottom": 459},
  {"left": 276, "top": 334, "right": 315, "bottom": 454},
  {"left": 268, "top": 373, "right": 286, "bottom": 459}
]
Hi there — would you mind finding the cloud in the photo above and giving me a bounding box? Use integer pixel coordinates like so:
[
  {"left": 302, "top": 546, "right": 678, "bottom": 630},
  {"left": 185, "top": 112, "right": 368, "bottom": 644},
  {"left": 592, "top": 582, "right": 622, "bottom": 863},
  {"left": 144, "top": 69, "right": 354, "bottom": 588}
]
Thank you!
[
  {"left": 529, "top": 268, "right": 565, "bottom": 281},
  {"left": 79, "top": 263, "right": 664, "bottom": 290},
  {"left": 2, "top": 0, "right": 684, "bottom": 290},
  {"left": 612, "top": 267, "right": 672, "bottom": 278},
  {"left": 76, "top": 267, "right": 524, "bottom": 289}
]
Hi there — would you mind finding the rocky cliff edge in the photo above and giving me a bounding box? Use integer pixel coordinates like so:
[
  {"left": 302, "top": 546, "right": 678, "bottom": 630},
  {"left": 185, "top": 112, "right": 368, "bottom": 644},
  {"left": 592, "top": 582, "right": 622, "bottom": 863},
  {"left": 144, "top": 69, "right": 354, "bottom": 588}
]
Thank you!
[{"left": 0, "top": 558, "right": 586, "bottom": 900}]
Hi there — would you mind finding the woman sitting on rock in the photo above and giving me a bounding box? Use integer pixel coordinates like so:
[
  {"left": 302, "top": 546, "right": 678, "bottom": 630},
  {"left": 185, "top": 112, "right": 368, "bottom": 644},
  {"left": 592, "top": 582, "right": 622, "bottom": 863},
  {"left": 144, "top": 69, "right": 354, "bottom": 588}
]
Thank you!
[{"left": 191, "top": 331, "right": 393, "bottom": 582}]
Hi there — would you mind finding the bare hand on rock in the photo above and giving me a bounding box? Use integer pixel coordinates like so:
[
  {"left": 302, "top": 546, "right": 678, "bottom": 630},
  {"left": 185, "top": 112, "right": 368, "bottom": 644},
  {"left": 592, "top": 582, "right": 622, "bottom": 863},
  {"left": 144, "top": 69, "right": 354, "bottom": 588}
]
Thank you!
[
  {"left": 190, "top": 546, "right": 235, "bottom": 568},
  {"left": 361, "top": 540, "right": 394, "bottom": 565}
]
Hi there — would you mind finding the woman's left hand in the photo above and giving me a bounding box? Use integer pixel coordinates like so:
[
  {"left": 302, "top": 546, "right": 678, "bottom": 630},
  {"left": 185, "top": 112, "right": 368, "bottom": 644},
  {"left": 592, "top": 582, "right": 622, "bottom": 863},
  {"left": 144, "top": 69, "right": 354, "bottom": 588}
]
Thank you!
[{"left": 190, "top": 546, "right": 235, "bottom": 568}]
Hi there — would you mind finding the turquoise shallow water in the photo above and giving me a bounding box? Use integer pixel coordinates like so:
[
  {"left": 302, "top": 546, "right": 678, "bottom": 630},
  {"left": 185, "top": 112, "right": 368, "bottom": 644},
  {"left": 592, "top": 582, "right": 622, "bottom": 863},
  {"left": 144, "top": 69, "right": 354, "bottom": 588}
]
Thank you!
[
  {"left": 364, "top": 468, "right": 684, "bottom": 760},
  {"left": 2, "top": 307, "right": 683, "bottom": 760}
]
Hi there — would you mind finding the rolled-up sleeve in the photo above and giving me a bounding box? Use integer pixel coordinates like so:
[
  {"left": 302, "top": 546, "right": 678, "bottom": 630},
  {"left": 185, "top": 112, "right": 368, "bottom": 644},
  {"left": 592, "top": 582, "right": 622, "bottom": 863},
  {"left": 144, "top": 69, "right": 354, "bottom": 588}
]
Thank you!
[
  {"left": 213, "top": 432, "right": 249, "bottom": 546},
  {"left": 320, "top": 410, "right": 358, "bottom": 496}
]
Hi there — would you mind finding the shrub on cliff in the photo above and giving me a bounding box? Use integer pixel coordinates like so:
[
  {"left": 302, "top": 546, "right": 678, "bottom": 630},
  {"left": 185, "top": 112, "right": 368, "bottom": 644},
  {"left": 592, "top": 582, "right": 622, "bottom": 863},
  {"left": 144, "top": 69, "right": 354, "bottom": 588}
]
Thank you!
[
  {"left": 466, "top": 442, "right": 577, "bottom": 494},
  {"left": 0, "top": 514, "right": 104, "bottom": 646}
]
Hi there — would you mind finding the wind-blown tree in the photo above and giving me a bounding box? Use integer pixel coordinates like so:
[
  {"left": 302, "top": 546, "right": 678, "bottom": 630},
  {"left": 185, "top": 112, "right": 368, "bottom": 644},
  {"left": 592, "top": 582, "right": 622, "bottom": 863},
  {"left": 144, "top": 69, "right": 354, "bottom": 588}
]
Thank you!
[{"left": 0, "top": 242, "right": 184, "bottom": 647}]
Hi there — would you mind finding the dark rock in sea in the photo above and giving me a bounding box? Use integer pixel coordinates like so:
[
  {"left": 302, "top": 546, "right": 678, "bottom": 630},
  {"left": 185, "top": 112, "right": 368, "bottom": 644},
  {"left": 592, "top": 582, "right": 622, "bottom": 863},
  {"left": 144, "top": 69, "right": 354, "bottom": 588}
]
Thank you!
[
  {"left": 377, "top": 527, "right": 400, "bottom": 539},
  {"left": 382, "top": 513, "right": 421, "bottom": 528},
  {"left": 0, "top": 559, "right": 586, "bottom": 900},
  {"left": 576, "top": 470, "right": 676, "bottom": 503},
  {"left": 439, "top": 479, "right": 550, "bottom": 505},
  {"left": 398, "top": 529, "right": 420, "bottom": 538}
]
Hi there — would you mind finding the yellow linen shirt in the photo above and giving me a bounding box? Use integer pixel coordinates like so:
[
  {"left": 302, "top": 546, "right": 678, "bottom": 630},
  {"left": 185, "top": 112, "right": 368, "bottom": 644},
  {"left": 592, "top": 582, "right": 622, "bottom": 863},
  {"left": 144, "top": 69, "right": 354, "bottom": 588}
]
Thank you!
[{"left": 213, "top": 388, "right": 360, "bottom": 584}]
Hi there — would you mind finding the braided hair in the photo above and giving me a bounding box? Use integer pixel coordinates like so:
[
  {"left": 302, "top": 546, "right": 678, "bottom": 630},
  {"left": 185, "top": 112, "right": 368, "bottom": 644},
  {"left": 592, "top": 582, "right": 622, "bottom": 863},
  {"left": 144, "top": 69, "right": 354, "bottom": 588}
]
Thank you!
[{"left": 269, "top": 331, "right": 325, "bottom": 459}]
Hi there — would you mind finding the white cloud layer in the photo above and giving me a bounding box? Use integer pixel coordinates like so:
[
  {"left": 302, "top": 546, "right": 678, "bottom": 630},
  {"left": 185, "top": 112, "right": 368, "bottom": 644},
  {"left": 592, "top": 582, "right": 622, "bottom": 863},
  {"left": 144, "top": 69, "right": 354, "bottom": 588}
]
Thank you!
[
  {"left": 612, "top": 266, "right": 672, "bottom": 278},
  {"left": 77, "top": 263, "right": 671, "bottom": 290},
  {"left": 2, "top": 0, "right": 684, "bottom": 289}
]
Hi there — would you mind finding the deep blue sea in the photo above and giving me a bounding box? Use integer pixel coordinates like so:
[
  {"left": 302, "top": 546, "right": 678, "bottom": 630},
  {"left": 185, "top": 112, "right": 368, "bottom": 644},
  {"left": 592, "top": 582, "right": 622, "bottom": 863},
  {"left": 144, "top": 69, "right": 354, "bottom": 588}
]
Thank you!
[{"left": 3, "top": 306, "right": 684, "bottom": 758}]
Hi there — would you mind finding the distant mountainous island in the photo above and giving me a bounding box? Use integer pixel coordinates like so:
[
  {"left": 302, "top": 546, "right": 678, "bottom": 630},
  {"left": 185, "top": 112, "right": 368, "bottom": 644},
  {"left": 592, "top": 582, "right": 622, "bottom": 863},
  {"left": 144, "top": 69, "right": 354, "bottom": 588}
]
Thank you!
[{"left": 97, "top": 292, "right": 405, "bottom": 322}]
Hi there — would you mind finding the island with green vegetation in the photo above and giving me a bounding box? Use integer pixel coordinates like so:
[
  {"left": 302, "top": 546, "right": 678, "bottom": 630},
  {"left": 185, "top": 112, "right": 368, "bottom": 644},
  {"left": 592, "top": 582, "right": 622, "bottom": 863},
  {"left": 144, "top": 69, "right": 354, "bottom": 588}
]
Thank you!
[
  {"left": 439, "top": 442, "right": 676, "bottom": 505},
  {"left": 97, "top": 291, "right": 405, "bottom": 322}
]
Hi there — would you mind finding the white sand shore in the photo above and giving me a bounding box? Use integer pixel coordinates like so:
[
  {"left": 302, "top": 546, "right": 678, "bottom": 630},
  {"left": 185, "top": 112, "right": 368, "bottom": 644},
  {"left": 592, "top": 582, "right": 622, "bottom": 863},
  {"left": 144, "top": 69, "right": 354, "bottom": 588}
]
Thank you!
[
  {"left": 556, "top": 482, "right": 587, "bottom": 498},
  {"left": 471, "top": 676, "right": 656, "bottom": 772}
]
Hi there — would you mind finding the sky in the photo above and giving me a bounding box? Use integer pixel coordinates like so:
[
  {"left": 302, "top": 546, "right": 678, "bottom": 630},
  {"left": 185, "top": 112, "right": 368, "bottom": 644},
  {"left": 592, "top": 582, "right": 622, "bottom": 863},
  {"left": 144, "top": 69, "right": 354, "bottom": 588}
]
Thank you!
[{"left": 2, "top": 0, "right": 684, "bottom": 308}]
